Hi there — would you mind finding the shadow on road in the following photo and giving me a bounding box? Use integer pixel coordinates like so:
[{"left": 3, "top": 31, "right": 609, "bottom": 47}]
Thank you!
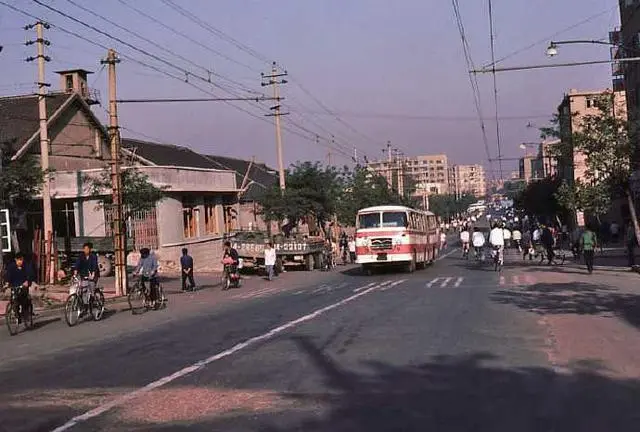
[
  {"left": 113, "top": 337, "right": 640, "bottom": 431},
  {"left": 491, "top": 282, "right": 640, "bottom": 330}
]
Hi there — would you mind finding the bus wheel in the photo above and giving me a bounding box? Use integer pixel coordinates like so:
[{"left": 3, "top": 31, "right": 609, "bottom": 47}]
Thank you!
[{"left": 361, "top": 265, "right": 373, "bottom": 276}]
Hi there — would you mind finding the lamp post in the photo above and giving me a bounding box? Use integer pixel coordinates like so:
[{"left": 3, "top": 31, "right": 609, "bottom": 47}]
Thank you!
[{"left": 545, "top": 40, "right": 616, "bottom": 57}]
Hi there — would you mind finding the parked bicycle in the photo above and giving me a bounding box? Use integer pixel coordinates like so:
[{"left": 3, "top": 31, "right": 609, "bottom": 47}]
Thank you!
[
  {"left": 64, "top": 276, "right": 105, "bottom": 326},
  {"left": 5, "top": 285, "right": 34, "bottom": 336},
  {"left": 128, "top": 274, "right": 165, "bottom": 314}
]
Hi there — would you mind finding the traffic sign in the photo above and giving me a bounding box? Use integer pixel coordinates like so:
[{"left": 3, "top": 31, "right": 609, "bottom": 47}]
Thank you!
[{"left": 1, "top": 209, "right": 11, "bottom": 252}]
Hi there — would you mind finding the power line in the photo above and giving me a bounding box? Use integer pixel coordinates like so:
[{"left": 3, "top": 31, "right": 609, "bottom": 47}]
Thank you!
[
  {"left": 451, "top": 0, "right": 495, "bottom": 181},
  {"left": 116, "top": 0, "right": 260, "bottom": 74},
  {"left": 488, "top": 0, "right": 503, "bottom": 180},
  {"left": 291, "top": 109, "right": 552, "bottom": 122}
]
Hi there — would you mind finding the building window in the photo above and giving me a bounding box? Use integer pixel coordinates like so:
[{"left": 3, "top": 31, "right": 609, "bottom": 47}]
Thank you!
[
  {"left": 65, "top": 74, "right": 73, "bottom": 91},
  {"left": 204, "top": 197, "right": 219, "bottom": 235},
  {"left": 586, "top": 97, "right": 596, "bottom": 108},
  {"left": 182, "top": 197, "right": 197, "bottom": 239}
]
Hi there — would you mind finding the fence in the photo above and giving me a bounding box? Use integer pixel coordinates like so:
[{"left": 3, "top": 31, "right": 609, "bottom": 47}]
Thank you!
[{"left": 105, "top": 207, "right": 158, "bottom": 250}]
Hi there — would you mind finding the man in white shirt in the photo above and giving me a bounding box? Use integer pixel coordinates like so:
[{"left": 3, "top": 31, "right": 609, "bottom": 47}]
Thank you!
[
  {"left": 512, "top": 228, "right": 522, "bottom": 252},
  {"left": 348, "top": 236, "right": 356, "bottom": 263},
  {"left": 264, "top": 242, "right": 277, "bottom": 281},
  {"left": 471, "top": 227, "right": 486, "bottom": 259},
  {"left": 489, "top": 223, "right": 505, "bottom": 265},
  {"left": 502, "top": 227, "right": 512, "bottom": 248},
  {"left": 460, "top": 226, "right": 470, "bottom": 257}
]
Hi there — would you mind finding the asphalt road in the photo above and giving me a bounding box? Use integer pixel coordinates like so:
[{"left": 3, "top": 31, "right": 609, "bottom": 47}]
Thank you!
[{"left": 1, "top": 247, "right": 639, "bottom": 431}]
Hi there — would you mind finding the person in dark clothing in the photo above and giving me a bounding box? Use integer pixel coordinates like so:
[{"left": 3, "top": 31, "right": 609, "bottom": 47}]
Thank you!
[
  {"left": 4, "top": 253, "right": 34, "bottom": 319},
  {"left": 180, "top": 248, "right": 195, "bottom": 291},
  {"left": 222, "top": 241, "right": 240, "bottom": 278},
  {"left": 626, "top": 221, "right": 637, "bottom": 267},
  {"left": 73, "top": 242, "right": 99, "bottom": 283},
  {"left": 541, "top": 225, "right": 555, "bottom": 264}
]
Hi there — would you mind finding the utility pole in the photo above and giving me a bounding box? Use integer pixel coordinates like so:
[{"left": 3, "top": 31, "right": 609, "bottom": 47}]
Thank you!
[
  {"left": 26, "top": 21, "right": 53, "bottom": 284},
  {"left": 101, "top": 49, "right": 126, "bottom": 296},
  {"left": 261, "top": 62, "right": 288, "bottom": 191}
]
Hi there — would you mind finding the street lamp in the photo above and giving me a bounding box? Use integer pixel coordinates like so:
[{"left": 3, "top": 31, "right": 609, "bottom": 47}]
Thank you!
[{"left": 545, "top": 39, "right": 617, "bottom": 58}]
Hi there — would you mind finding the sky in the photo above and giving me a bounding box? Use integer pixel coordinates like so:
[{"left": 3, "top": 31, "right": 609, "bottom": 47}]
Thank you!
[{"left": 0, "top": 0, "right": 621, "bottom": 178}]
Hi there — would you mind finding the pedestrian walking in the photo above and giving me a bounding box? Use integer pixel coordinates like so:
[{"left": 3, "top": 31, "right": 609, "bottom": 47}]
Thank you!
[
  {"left": 626, "top": 221, "right": 636, "bottom": 267},
  {"left": 348, "top": 236, "right": 356, "bottom": 263},
  {"left": 541, "top": 225, "right": 555, "bottom": 265},
  {"left": 180, "top": 248, "right": 196, "bottom": 291},
  {"left": 581, "top": 225, "right": 598, "bottom": 274},
  {"left": 264, "top": 242, "right": 276, "bottom": 281}
]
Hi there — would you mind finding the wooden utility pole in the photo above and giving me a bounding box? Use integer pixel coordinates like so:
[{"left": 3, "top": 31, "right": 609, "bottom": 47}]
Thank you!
[
  {"left": 101, "top": 49, "right": 126, "bottom": 296},
  {"left": 261, "top": 62, "right": 288, "bottom": 191},
  {"left": 26, "top": 21, "right": 54, "bottom": 284}
]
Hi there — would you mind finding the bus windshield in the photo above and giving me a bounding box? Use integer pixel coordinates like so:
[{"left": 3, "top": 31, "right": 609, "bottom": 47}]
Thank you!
[
  {"left": 358, "top": 213, "right": 381, "bottom": 228},
  {"left": 382, "top": 211, "right": 407, "bottom": 228}
]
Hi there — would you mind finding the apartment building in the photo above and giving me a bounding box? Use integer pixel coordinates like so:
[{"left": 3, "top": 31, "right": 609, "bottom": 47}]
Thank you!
[
  {"left": 367, "top": 154, "right": 449, "bottom": 196},
  {"left": 557, "top": 88, "right": 627, "bottom": 185},
  {"left": 448, "top": 164, "right": 486, "bottom": 197}
]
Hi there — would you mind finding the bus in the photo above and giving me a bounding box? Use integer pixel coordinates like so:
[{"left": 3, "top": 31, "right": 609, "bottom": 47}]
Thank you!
[{"left": 355, "top": 205, "right": 439, "bottom": 273}]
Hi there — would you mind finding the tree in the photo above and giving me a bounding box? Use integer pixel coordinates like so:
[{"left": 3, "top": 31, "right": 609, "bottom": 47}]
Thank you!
[
  {"left": 257, "top": 162, "right": 346, "bottom": 235},
  {"left": 428, "top": 193, "right": 476, "bottom": 220},
  {"left": 514, "top": 177, "right": 566, "bottom": 223},
  {"left": 86, "top": 167, "right": 167, "bottom": 219},
  {"left": 0, "top": 140, "right": 45, "bottom": 209}
]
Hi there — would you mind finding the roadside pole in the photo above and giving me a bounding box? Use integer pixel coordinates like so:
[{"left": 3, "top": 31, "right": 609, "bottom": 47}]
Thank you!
[
  {"left": 261, "top": 63, "right": 288, "bottom": 192},
  {"left": 102, "top": 49, "right": 127, "bottom": 296}
]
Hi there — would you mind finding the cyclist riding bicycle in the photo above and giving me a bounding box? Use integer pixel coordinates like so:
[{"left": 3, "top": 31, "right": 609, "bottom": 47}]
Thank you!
[
  {"left": 73, "top": 242, "right": 99, "bottom": 300},
  {"left": 460, "top": 226, "right": 470, "bottom": 257},
  {"left": 222, "top": 241, "right": 240, "bottom": 277},
  {"left": 471, "top": 227, "right": 486, "bottom": 259},
  {"left": 134, "top": 248, "right": 159, "bottom": 299},
  {"left": 4, "top": 253, "right": 34, "bottom": 322},
  {"left": 489, "top": 222, "right": 505, "bottom": 266}
]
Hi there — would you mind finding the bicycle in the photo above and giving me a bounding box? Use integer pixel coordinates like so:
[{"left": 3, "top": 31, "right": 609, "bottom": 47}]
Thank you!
[
  {"left": 538, "top": 247, "right": 566, "bottom": 265},
  {"left": 222, "top": 264, "right": 241, "bottom": 290},
  {"left": 462, "top": 243, "right": 470, "bottom": 259},
  {"left": 128, "top": 274, "right": 165, "bottom": 314},
  {"left": 5, "top": 285, "right": 34, "bottom": 336},
  {"left": 64, "top": 276, "right": 105, "bottom": 326},
  {"left": 491, "top": 245, "right": 503, "bottom": 272}
]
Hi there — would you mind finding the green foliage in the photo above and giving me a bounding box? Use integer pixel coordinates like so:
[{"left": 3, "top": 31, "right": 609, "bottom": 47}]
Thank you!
[
  {"left": 514, "top": 177, "right": 565, "bottom": 219},
  {"left": 428, "top": 193, "right": 476, "bottom": 220},
  {"left": 86, "top": 167, "right": 167, "bottom": 218},
  {"left": 0, "top": 140, "right": 45, "bottom": 208}
]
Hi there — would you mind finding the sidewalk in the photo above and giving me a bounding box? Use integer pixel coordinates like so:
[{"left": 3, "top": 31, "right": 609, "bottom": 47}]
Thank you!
[
  {"left": 0, "top": 272, "right": 222, "bottom": 320},
  {"left": 498, "top": 264, "right": 640, "bottom": 379}
]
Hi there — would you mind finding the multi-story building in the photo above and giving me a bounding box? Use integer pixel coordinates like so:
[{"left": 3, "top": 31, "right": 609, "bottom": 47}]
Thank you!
[
  {"left": 448, "top": 164, "right": 486, "bottom": 197},
  {"left": 557, "top": 88, "right": 627, "bottom": 185},
  {"left": 367, "top": 154, "right": 449, "bottom": 197}
]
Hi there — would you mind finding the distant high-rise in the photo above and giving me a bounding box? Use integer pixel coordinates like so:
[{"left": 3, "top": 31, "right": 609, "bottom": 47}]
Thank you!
[{"left": 448, "top": 164, "right": 486, "bottom": 198}]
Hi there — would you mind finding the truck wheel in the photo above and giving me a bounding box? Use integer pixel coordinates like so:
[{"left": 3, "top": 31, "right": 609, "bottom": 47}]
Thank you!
[
  {"left": 98, "top": 255, "right": 113, "bottom": 277},
  {"left": 304, "top": 254, "right": 314, "bottom": 271},
  {"left": 313, "top": 253, "right": 323, "bottom": 270},
  {"left": 275, "top": 258, "right": 284, "bottom": 274}
]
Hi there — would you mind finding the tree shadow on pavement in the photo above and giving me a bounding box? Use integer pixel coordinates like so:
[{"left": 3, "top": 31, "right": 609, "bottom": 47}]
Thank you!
[
  {"left": 115, "top": 336, "right": 640, "bottom": 432},
  {"left": 491, "top": 282, "right": 640, "bottom": 330}
]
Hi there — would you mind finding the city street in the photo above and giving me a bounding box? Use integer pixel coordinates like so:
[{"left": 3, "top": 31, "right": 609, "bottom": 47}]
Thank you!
[{"left": 2, "top": 248, "right": 639, "bottom": 431}]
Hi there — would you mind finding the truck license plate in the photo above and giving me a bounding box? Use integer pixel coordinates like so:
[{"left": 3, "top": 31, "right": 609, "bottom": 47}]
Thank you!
[
  {"left": 294, "top": 255, "right": 304, "bottom": 260},
  {"left": 377, "top": 253, "right": 387, "bottom": 261}
]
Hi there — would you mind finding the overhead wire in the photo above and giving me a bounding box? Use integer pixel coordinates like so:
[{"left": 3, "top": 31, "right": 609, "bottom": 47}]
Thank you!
[
  {"left": 451, "top": 0, "right": 495, "bottom": 181},
  {"left": 487, "top": 0, "right": 503, "bottom": 180}
]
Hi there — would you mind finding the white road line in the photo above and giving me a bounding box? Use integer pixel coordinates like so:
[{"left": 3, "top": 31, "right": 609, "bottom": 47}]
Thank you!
[
  {"left": 380, "top": 279, "right": 407, "bottom": 291},
  {"left": 353, "top": 282, "right": 377, "bottom": 293},
  {"left": 436, "top": 248, "right": 458, "bottom": 261},
  {"left": 499, "top": 276, "right": 506, "bottom": 286},
  {"left": 312, "top": 284, "right": 330, "bottom": 294},
  {"left": 426, "top": 277, "right": 441, "bottom": 288},
  {"left": 513, "top": 275, "right": 520, "bottom": 286},
  {"left": 51, "top": 279, "right": 386, "bottom": 432},
  {"left": 454, "top": 277, "right": 463, "bottom": 288},
  {"left": 293, "top": 290, "right": 305, "bottom": 295},
  {"left": 440, "top": 277, "right": 452, "bottom": 288}
]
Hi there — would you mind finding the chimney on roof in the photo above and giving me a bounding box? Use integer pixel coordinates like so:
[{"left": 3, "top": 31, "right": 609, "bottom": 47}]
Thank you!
[{"left": 55, "top": 69, "right": 99, "bottom": 105}]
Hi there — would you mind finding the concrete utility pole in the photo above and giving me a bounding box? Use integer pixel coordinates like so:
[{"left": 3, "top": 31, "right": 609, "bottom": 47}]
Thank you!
[
  {"left": 261, "top": 62, "right": 288, "bottom": 191},
  {"left": 101, "top": 49, "right": 126, "bottom": 296},
  {"left": 26, "top": 21, "right": 54, "bottom": 284}
]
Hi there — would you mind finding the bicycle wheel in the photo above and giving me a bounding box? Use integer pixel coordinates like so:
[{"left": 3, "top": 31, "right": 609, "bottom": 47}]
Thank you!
[
  {"left": 222, "top": 275, "right": 231, "bottom": 291},
  {"left": 23, "top": 302, "right": 34, "bottom": 330},
  {"left": 90, "top": 290, "right": 105, "bottom": 321},
  {"left": 153, "top": 284, "right": 165, "bottom": 310},
  {"left": 128, "top": 283, "right": 145, "bottom": 314},
  {"left": 64, "top": 294, "right": 81, "bottom": 327},
  {"left": 5, "top": 303, "right": 19, "bottom": 336}
]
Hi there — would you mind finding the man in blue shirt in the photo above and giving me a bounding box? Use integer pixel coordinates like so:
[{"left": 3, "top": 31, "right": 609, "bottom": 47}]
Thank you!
[
  {"left": 73, "top": 242, "right": 100, "bottom": 283},
  {"left": 4, "top": 253, "right": 34, "bottom": 321},
  {"left": 134, "top": 248, "right": 159, "bottom": 299},
  {"left": 180, "top": 248, "right": 195, "bottom": 291}
]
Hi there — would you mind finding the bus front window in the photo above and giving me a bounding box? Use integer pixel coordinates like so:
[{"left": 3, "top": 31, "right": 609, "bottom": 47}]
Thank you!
[
  {"left": 382, "top": 212, "right": 408, "bottom": 228},
  {"left": 358, "top": 213, "right": 381, "bottom": 228}
]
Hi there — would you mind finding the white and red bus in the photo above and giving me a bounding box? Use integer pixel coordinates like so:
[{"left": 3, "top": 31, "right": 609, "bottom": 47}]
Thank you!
[{"left": 355, "top": 205, "right": 439, "bottom": 272}]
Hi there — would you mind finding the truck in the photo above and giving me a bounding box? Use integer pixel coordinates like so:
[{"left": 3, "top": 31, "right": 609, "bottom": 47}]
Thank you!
[
  {"left": 229, "top": 231, "right": 326, "bottom": 272},
  {"left": 55, "top": 236, "right": 129, "bottom": 277}
]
